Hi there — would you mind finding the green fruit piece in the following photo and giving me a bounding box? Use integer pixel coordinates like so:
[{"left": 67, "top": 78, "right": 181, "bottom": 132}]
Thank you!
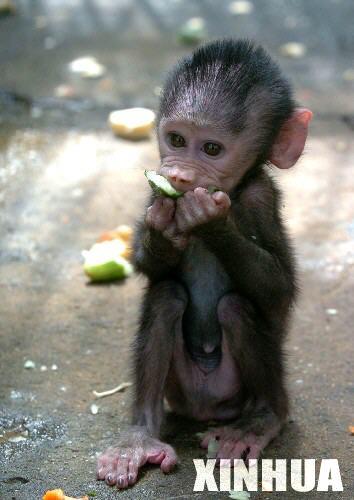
[
  {"left": 84, "top": 258, "right": 130, "bottom": 281},
  {"left": 144, "top": 170, "right": 183, "bottom": 198},
  {"left": 206, "top": 437, "right": 219, "bottom": 459},
  {"left": 177, "top": 17, "right": 206, "bottom": 46},
  {"left": 82, "top": 240, "right": 133, "bottom": 282}
]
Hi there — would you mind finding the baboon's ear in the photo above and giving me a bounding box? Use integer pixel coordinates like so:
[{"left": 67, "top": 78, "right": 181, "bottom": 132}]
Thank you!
[{"left": 270, "top": 108, "right": 313, "bottom": 169}]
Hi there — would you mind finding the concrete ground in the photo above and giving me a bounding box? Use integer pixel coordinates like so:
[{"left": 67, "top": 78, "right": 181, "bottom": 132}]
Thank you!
[{"left": 0, "top": 1, "right": 353, "bottom": 499}]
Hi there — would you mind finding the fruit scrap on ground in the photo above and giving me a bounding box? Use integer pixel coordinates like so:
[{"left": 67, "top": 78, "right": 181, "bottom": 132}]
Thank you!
[
  {"left": 108, "top": 107, "right": 155, "bottom": 139},
  {"left": 82, "top": 224, "right": 134, "bottom": 282},
  {"left": 43, "top": 489, "right": 88, "bottom": 500},
  {"left": 97, "top": 224, "right": 133, "bottom": 257}
]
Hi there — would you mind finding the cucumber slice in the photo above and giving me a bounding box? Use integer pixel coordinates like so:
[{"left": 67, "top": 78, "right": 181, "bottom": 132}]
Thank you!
[{"left": 144, "top": 170, "right": 183, "bottom": 198}]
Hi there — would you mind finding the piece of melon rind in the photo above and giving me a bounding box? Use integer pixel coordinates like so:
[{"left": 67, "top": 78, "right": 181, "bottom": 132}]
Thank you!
[{"left": 144, "top": 170, "right": 183, "bottom": 198}]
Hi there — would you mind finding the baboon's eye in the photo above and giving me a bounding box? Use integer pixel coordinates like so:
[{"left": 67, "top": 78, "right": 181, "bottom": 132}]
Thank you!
[
  {"left": 203, "top": 142, "right": 222, "bottom": 156},
  {"left": 169, "top": 133, "right": 186, "bottom": 148}
]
